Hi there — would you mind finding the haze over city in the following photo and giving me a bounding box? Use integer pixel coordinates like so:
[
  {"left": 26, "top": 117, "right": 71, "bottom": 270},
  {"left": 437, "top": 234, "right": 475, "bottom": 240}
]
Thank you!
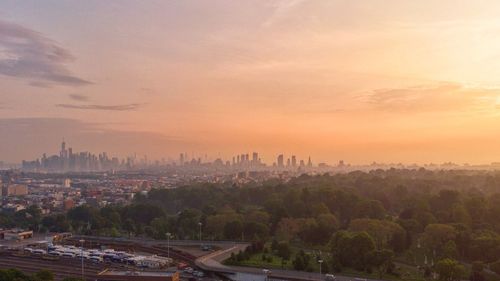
[
  {"left": 4, "top": 2, "right": 500, "bottom": 281},
  {"left": 3, "top": 0, "right": 500, "bottom": 164}
]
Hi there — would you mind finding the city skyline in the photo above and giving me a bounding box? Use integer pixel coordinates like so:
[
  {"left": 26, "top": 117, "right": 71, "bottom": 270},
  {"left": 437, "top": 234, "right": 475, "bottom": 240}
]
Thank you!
[
  {"left": 20, "top": 139, "right": 325, "bottom": 171},
  {"left": 3, "top": 1, "right": 500, "bottom": 164}
]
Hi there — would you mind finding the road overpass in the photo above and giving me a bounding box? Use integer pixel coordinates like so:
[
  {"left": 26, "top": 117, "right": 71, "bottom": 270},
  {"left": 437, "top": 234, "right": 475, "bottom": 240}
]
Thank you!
[{"left": 70, "top": 235, "right": 385, "bottom": 281}]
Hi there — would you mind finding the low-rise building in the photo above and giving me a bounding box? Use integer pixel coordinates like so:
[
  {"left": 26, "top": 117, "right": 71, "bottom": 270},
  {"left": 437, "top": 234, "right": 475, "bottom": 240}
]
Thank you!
[
  {"left": 97, "top": 270, "right": 179, "bottom": 281},
  {"left": 2, "top": 184, "right": 28, "bottom": 197},
  {"left": 0, "top": 229, "right": 33, "bottom": 240}
]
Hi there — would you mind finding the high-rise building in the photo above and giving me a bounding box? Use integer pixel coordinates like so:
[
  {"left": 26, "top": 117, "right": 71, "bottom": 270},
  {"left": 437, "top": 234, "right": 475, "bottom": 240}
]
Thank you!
[
  {"left": 252, "top": 152, "right": 258, "bottom": 163},
  {"left": 63, "top": 178, "right": 71, "bottom": 188},
  {"left": 291, "top": 155, "right": 297, "bottom": 167},
  {"left": 307, "top": 156, "right": 313, "bottom": 168},
  {"left": 277, "top": 154, "right": 284, "bottom": 168},
  {"left": 60, "top": 140, "right": 68, "bottom": 159}
]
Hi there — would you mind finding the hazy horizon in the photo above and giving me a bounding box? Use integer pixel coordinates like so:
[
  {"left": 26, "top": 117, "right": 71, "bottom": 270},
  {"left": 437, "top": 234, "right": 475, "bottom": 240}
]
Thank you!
[{"left": 2, "top": 1, "right": 500, "bottom": 164}]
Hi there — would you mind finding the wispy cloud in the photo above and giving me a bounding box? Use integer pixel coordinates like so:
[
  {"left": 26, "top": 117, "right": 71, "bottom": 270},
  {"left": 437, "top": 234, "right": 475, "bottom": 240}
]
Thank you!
[
  {"left": 68, "top": 94, "right": 89, "bottom": 102},
  {"left": 363, "top": 82, "right": 500, "bottom": 113},
  {"left": 55, "top": 103, "right": 142, "bottom": 111},
  {"left": 263, "top": 0, "right": 308, "bottom": 27},
  {"left": 0, "top": 19, "right": 91, "bottom": 87}
]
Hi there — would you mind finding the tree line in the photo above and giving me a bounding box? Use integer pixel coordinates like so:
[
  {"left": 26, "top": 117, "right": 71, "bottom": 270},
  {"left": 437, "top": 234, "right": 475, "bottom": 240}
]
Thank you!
[{"left": 1, "top": 169, "right": 500, "bottom": 280}]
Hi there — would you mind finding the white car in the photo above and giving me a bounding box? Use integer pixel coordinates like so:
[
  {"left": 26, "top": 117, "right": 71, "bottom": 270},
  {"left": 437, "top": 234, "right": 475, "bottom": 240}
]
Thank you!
[
  {"left": 49, "top": 251, "right": 63, "bottom": 256},
  {"left": 33, "top": 249, "right": 47, "bottom": 255},
  {"left": 90, "top": 256, "right": 103, "bottom": 263},
  {"left": 23, "top": 247, "right": 34, "bottom": 253},
  {"left": 325, "top": 274, "right": 336, "bottom": 281},
  {"left": 62, "top": 252, "right": 76, "bottom": 258}
]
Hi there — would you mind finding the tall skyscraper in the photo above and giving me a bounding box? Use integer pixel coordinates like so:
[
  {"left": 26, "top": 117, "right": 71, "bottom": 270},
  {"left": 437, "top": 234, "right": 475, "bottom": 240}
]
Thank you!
[
  {"left": 252, "top": 152, "right": 258, "bottom": 163},
  {"left": 60, "top": 140, "right": 67, "bottom": 159},
  {"left": 291, "top": 155, "right": 297, "bottom": 167},
  {"left": 277, "top": 154, "right": 284, "bottom": 168}
]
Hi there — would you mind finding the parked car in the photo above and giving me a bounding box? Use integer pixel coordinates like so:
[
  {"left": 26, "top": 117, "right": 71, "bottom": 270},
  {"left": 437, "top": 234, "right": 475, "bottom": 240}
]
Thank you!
[
  {"left": 325, "top": 274, "right": 336, "bottom": 281},
  {"left": 33, "top": 249, "right": 47, "bottom": 255}
]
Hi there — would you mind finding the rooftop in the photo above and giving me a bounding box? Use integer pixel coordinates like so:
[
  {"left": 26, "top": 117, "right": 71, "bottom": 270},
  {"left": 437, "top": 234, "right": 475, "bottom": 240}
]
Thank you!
[{"left": 99, "top": 271, "right": 177, "bottom": 277}]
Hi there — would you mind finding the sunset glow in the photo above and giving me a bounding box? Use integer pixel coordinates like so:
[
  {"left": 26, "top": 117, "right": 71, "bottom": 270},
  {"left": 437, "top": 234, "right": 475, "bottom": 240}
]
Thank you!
[{"left": 2, "top": 0, "right": 500, "bottom": 164}]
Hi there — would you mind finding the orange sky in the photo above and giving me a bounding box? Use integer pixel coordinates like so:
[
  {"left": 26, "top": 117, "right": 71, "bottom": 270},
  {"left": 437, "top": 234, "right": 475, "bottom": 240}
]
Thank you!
[{"left": 2, "top": 0, "right": 500, "bottom": 164}]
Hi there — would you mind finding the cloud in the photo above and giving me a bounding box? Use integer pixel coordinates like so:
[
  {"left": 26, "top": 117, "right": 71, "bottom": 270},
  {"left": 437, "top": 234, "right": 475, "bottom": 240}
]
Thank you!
[
  {"left": 364, "top": 82, "right": 500, "bottom": 113},
  {"left": 263, "top": 0, "right": 309, "bottom": 27},
  {"left": 0, "top": 19, "right": 91, "bottom": 87},
  {"left": 55, "top": 103, "right": 142, "bottom": 111},
  {"left": 68, "top": 94, "right": 89, "bottom": 102}
]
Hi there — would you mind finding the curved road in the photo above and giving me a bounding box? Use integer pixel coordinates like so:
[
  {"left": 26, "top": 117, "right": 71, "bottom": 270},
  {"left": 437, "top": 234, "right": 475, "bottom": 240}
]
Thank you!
[
  {"left": 71, "top": 236, "right": 385, "bottom": 281},
  {"left": 195, "top": 245, "right": 385, "bottom": 281}
]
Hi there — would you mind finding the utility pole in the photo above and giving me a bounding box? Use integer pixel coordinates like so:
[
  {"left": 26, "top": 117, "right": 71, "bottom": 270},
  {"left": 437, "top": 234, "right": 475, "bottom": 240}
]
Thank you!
[
  {"left": 198, "top": 222, "right": 202, "bottom": 243},
  {"left": 166, "top": 232, "right": 171, "bottom": 259},
  {"left": 79, "top": 239, "right": 85, "bottom": 281}
]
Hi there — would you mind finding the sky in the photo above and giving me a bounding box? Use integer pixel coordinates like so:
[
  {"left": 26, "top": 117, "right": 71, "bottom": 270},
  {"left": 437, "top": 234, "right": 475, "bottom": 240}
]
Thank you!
[{"left": 2, "top": 0, "right": 500, "bottom": 165}]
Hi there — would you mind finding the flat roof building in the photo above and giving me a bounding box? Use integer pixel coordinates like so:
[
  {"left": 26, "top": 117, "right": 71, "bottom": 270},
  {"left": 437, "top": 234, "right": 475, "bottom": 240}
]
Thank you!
[
  {"left": 2, "top": 184, "right": 28, "bottom": 197},
  {"left": 97, "top": 270, "right": 179, "bottom": 281}
]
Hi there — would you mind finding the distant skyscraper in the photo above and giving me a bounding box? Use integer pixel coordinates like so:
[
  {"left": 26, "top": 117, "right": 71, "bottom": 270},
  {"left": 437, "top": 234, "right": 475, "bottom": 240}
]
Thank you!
[
  {"left": 291, "top": 155, "right": 297, "bottom": 167},
  {"left": 60, "top": 140, "right": 67, "bottom": 159},
  {"left": 307, "top": 156, "right": 313, "bottom": 168},
  {"left": 179, "top": 153, "right": 185, "bottom": 165},
  {"left": 252, "top": 152, "right": 258, "bottom": 163},
  {"left": 277, "top": 154, "right": 284, "bottom": 168}
]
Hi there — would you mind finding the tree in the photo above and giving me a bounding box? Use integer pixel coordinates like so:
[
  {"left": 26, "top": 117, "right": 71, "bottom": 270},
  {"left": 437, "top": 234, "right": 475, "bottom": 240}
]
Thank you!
[
  {"left": 276, "top": 241, "right": 292, "bottom": 261},
  {"left": 0, "top": 269, "right": 30, "bottom": 281},
  {"left": 34, "top": 269, "right": 54, "bottom": 281},
  {"left": 224, "top": 220, "right": 243, "bottom": 240},
  {"left": 442, "top": 240, "right": 458, "bottom": 259},
  {"left": 355, "top": 200, "right": 386, "bottom": 220},
  {"left": 61, "top": 278, "right": 84, "bottom": 281},
  {"left": 370, "top": 249, "right": 394, "bottom": 279},
  {"left": 330, "top": 230, "right": 376, "bottom": 271},
  {"left": 423, "top": 224, "right": 457, "bottom": 254},
  {"left": 490, "top": 260, "right": 500, "bottom": 275},
  {"left": 293, "top": 250, "right": 311, "bottom": 271},
  {"left": 275, "top": 218, "right": 301, "bottom": 241},
  {"left": 349, "top": 218, "right": 405, "bottom": 250},
  {"left": 469, "top": 261, "right": 486, "bottom": 281},
  {"left": 434, "top": 259, "right": 465, "bottom": 281}
]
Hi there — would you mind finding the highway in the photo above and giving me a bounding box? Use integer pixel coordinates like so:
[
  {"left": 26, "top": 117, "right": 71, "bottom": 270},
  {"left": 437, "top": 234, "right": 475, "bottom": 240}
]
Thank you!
[
  {"left": 195, "top": 245, "right": 385, "bottom": 281},
  {"left": 70, "top": 235, "right": 386, "bottom": 281}
]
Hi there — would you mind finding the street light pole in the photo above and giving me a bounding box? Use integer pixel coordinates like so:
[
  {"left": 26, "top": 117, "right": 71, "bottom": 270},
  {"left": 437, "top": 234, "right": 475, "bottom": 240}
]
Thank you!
[
  {"left": 166, "top": 232, "right": 171, "bottom": 259},
  {"left": 318, "top": 259, "right": 323, "bottom": 278},
  {"left": 262, "top": 269, "right": 270, "bottom": 281},
  {"left": 198, "top": 222, "right": 202, "bottom": 243},
  {"left": 79, "top": 239, "right": 85, "bottom": 281}
]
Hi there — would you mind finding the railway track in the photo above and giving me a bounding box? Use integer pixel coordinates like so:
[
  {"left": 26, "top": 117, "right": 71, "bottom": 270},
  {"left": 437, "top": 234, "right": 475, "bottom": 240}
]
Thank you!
[
  {"left": 0, "top": 252, "right": 130, "bottom": 281},
  {"left": 65, "top": 237, "right": 197, "bottom": 264},
  {"left": 0, "top": 256, "right": 101, "bottom": 280}
]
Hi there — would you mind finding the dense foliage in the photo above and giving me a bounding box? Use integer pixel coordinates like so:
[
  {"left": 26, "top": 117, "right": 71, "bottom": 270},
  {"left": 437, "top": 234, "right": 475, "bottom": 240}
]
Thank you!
[
  {"left": 0, "top": 269, "right": 54, "bottom": 281},
  {"left": 2, "top": 169, "right": 500, "bottom": 280}
]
